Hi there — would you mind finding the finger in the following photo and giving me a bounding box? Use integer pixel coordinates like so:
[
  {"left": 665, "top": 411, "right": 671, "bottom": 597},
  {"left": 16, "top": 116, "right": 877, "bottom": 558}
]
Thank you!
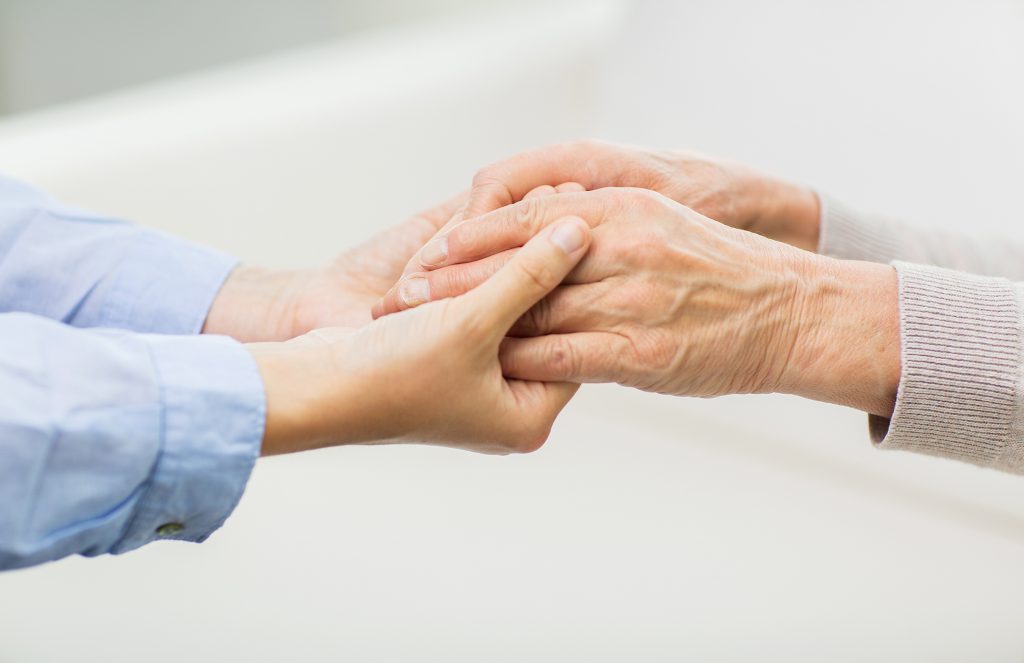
[
  {"left": 411, "top": 179, "right": 577, "bottom": 272},
  {"left": 508, "top": 283, "right": 613, "bottom": 337},
  {"left": 523, "top": 184, "right": 558, "bottom": 200},
  {"left": 460, "top": 216, "right": 591, "bottom": 333},
  {"left": 555, "top": 182, "right": 586, "bottom": 194},
  {"left": 464, "top": 140, "right": 627, "bottom": 217},
  {"left": 371, "top": 250, "right": 515, "bottom": 318},
  {"left": 405, "top": 180, "right": 587, "bottom": 270},
  {"left": 375, "top": 224, "right": 627, "bottom": 319},
  {"left": 499, "top": 332, "right": 629, "bottom": 383},
  {"left": 418, "top": 189, "right": 614, "bottom": 270},
  {"left": 377, "top": 227, "right": 624, "bottom": 320},
  {"left": 524, "top": 182, "right": 585, "bottom": 201}
]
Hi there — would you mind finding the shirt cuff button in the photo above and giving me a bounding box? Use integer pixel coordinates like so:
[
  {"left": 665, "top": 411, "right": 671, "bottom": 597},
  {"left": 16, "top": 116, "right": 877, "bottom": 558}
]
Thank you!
[{"left": 155, "top": 522, "right": 185, "bottom": 537}]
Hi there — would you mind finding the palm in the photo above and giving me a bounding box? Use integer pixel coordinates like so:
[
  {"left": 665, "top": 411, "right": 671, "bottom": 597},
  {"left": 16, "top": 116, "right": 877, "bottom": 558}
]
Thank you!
[{"left": 294, "top": 193, "right": 465, "bottom": 331}]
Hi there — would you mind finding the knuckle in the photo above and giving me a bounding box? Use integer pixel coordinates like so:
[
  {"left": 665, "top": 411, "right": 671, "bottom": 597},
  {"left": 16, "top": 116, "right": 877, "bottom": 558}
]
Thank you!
[
  {"left": 470, "top": 167, "right": 514, "bottom": 210},
  {"left": 624, "top": 327, "right": 675, "bottom": 378},
  {"left": 517, "top": 259, "right": 555, "bottom": 293},
  {"left": 513, "top": 197, "right": 543, "bottom": 233},
  {"left": 625, "top": 187, "right": 666, "bottom": 212},
  {"left": 471, "top": 165, "right": 499, "bottom": 188},
  {"left": 546, "top": 337, "right": 579, "bottom": 379}
]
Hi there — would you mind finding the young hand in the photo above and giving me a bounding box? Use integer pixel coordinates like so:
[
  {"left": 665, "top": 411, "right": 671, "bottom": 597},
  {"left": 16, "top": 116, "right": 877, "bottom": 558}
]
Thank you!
[
  {"left": 204, "top": 192, "right": 467, "bottom": 341},
  {"left": 248, "top": 216, "right": 593, "bottom": 456}
]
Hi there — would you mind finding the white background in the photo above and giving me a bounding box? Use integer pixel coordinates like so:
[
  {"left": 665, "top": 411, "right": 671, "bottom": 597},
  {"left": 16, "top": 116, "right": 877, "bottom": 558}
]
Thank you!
[{"left": 2, "top": 1, "right": 1024, "bottom": 661}]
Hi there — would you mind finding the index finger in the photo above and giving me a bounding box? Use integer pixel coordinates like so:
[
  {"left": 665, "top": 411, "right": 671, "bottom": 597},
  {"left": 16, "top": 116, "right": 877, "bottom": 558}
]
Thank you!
[
  {"left": 418, "top": 189, "right": 614, "bottom": 270},
  {"left": 461, "top": 216, "right": 591, "bottom": 333}
]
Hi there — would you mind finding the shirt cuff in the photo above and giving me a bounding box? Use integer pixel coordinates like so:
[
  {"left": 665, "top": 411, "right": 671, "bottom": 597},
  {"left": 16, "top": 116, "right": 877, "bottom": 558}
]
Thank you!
[
  {"left": 98, "top": 229, "right": 238, "bottom": 335},
  {"left": 868, "top": 262, "right": 1024, "bottom": 473},
  {"left": 111, "top": 333, "right": 264, "bottom": 553},
  {"left": 817, "top": 195, "right": 903, "bottom": 264}
]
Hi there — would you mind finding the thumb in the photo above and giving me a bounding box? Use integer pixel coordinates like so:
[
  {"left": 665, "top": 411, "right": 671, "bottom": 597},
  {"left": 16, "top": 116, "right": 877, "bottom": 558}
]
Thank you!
[{"left": 459, "top": 216, "right": 590, "bottom": 333}]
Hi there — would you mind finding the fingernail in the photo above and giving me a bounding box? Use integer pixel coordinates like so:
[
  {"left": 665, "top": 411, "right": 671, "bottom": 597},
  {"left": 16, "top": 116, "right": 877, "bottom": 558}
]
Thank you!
[
  {"left": 550, "top": 221, "right": 586, "bottom": 254},
  {"left": 398, "top": 277, "right": 431, "bottom": 307},
  {"left": 419, "top": 237, "right": 448, "bottom": 267}
]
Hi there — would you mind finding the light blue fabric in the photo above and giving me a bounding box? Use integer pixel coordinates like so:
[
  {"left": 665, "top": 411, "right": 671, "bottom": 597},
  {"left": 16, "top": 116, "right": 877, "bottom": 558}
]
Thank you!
[{"left": 0, "top": 175, "right": 265, "bottom": 570}]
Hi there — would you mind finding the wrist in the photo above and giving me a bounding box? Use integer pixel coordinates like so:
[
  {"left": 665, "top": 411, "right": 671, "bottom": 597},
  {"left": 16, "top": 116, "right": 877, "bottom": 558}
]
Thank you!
[
  {"left": 248, "top": 328, "right": 413, "bottom": 455},
  {"left": 778, "top": 256, "right": 900, "bottom": 416},
  {"left": 204, "top": 266, "right": 309, "bottom": 342},
  {"left": 248, "top": 339, "right": 331, "bottom": 455},
  {"left": 250, "top": 330, "right": 375, "bottom": 455},
  {"left": 748, "top": 178, "right": 821, "bottom": 252}
]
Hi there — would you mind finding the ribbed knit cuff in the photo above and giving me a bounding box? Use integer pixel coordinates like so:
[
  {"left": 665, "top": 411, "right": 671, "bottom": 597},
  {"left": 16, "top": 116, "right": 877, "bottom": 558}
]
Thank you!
[
  {"left": 818, "top": 195, "right": 903, "bottom": 264},
  {"left": 870, "top": 262, "right": 1024, "bottom": 473}
]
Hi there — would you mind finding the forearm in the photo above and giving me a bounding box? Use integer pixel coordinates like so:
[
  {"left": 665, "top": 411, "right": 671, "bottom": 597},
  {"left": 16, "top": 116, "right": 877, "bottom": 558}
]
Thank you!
[
  {"left": 248, "top": 337, "right": 338, "bottom": 455},
  {"left": 779, "top": 257, "right": 900, "bottom": 418},
  {"left": 247, "top": 330, "right": 399, "bottom": 456},
  {"left": 0, "top": 175, "right": 236, "bottom": 334},
  {"left": 204, "top": 266, "right": 308, "bottom": 342},
  {"left": 783, "top": 255, "right": 1024, "bottom": 473},
  {"left": 0, "top": 315, "right": 263, "bottom": 570}
]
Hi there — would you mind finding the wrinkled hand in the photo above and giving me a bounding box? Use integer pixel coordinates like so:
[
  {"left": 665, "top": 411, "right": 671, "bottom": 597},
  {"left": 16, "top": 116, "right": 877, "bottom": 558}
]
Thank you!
[
  {"left": 389, "top": 140, "right": 820, "bottom": 287},
  {"left": 375, "top": 188, "right": 898, "bottom": 415},
  {"left": 249, "top": 216, "right": 593, "bottom": 456},
  {"left": 204, "top": 192, "right": 467, "bottom": 341}
]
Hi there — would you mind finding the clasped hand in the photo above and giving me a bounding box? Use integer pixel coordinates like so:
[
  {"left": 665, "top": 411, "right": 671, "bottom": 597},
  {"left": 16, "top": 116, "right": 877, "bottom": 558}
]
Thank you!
[
  {"left": 374, "top": 140, "right": 899, "bottom": 418},
  {"left": 232, "top": 140, "right": 899, "bottom": 458}
]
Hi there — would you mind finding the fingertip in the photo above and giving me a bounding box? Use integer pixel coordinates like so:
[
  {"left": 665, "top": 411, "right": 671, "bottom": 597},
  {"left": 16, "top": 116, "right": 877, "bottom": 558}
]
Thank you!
[
  {"left": 523, "top": 184, "right": 558, "bottom": 200},
  {"left": 397, "top": 275, "right": 431, "bottom": 308},
  {"left": 548, "top": 215, "right": 590, "bottom": 257},
  {"left": 418, "top": 236, "right": 449, "bottom": 269},
  {"left": 375, "top": 287, "right": 402, "bottom": 317},
  {"left": 373, "top": 278, "right": 419, "bottom": 318},
  {"left": 555, "top": 182, "right": 586, "bottom": 193}
]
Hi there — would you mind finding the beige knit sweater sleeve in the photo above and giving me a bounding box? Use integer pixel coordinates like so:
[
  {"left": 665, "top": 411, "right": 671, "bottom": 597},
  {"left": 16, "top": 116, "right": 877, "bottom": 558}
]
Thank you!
[{"left": 818, "top": 197, "right": 1024, "bottom": 473}]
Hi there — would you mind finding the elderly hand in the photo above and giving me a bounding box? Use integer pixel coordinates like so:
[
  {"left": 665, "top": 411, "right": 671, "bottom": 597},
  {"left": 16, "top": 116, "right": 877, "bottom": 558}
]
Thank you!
[
  {"left": 375, "top": 188, "right": 899, "bottom": 416},
  {"left": 249, "top": 216, "right": 591, "bottom": 456},
  {"left": 390, "top": 140, "right": 820, "bottom": 288},
  {"left": 204, "top": 192, "right": 467, "bottom": 342}
]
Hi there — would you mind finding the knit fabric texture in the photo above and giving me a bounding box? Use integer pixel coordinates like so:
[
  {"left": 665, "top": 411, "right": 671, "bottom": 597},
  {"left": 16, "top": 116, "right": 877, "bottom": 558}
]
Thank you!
[{"left": 819, "top": 196, "right": 1024, "bottom": 473}]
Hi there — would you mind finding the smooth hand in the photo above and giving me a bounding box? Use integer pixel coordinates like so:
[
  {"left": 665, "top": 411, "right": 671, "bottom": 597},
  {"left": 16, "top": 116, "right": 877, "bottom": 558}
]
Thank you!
[
  {"left": 249, "top": 217, "right": 592, "bottom": 456},
  {"left": 376, "top": 188, "right": 899, "bottom": 416},
  {"left": 204, "top": 193, "right": 467, "bottom": 341}
]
